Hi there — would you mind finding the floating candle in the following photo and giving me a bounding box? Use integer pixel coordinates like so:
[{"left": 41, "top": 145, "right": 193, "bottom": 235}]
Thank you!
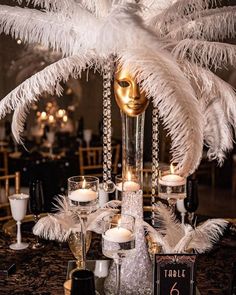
[
  {"left": 116, "top": 172, "right": 140, "bottom": 192},
  {"left": 159, "top": 164, "right": 185, "bottom": 186},
  {"left": 69, "top": 189, "right": 97, "bottom": 202},
  {"left": 104, "top": 226, "right": 133, "bottom": 243},
  {"left": 116, "top": 181, "right": 140, "bottom": 192}
]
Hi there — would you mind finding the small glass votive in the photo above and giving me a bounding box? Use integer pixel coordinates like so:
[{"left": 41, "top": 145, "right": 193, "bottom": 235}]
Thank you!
[
  {"left": 115, "top": 174, "right": 140, "bottom": 193},
  {"left": 68, "top": 176, "right": 99, "bottom": 213},
  {"left": 158, "top": 164, "right": 186, "bottom": 205}
]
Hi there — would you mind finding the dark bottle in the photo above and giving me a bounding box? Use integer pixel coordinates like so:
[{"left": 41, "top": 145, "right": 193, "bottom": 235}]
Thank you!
[
  {"left": 29, "top": 179, "right": 45, "bottom": 215},
  {"left": 230, "top": 262, "right": 236, "bottom": 295},
  {"left": 71, "top": 269, "right": 96, "bottom": 295},
  {"left": 77, "top": 117, "right": 84, "bottom": 140},
  {"left": 184, "top": 178, "right": 199, "bottom": 213}
]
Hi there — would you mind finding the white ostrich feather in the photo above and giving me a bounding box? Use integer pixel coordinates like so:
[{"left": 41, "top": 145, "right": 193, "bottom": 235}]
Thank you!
[
  {"left": 180, "top": 62, "right": 236, "bottom": 161},
  {"left": 0, "top": 5, "right": 100, "bottom": 57},
  {"left": 172, "top": 39, "right": 236, "bottom": 70},
  {"left": 143, "top": 221, "right": 172, "bottom": 253},
  {"left": 154, "top": 202, "right": 184, "bottom": 248},
  {"left": 166, "top": 6, "right": 236, "bottom": 42},
  {"left": 33, "top": 214, "right": 75, "bottom": 241},
  {"left": 0, "top": 55, "right": 94, "bottom": 141},
  {"left": 33, "top": 196, "right": 118, "bottom": 241},
  {"left": 79, "top": 0, "right": 113, "bottom": 17},
  {"left": 150, "top": 0, "right": 217, "bottom": 32},
  {"left": 183, "top": 62, "right": 236, "bottom": 134},
  {"left": 119, "top": 48, "right": 203, "bottom": 175},
  {"left": 152, "top": 203, "right": 227, "bottom": 253},
  {"left": 16, "top": 0, "right": 77, "bottom": 12},
  {"left": 87, "top": 208, "right": 118, "bottom": 234},
  {"left": 186, "top": 219, "right": 228, "bottom": 253},
  {"left": 0, "top": 0, "right": 236, "bottom": 176},
  {"left": 96, "top": 4, "right": 160, "bottom": 56},
  {"left": 102, "top": 200, "right": 122, "bottom": 209},
  {"left": 201, "top": 98, "right": 233, "bottom": 164},
  {"left": 174, "top": 219, "right": 228, "bottom": 253},
  {"left": 51, "top": 195, "right": 71, "bottom": 214}
]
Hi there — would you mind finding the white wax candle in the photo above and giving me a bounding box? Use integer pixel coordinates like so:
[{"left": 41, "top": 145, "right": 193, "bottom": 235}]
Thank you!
[
  {"left": 69, "top": 189, "right": 97, "bottom": 202},
  {"left": 159, "top": 174, "right": 185, "bottom": 186},
  {"left": 104, "top": 227, "right": 133, "bottom": 243},
  {"left": 116, "top": 181, "right": 140, "bottom": 192}
]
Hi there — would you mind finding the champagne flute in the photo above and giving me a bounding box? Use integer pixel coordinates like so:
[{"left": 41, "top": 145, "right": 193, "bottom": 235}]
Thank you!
[
  {"left": 102, "top": 214, "right": 135, "bottom": 295},
  {"left": 68, "top": 229, "right": 92, "bottom": 271},
  {"left": 29, "top": 179, "right": 45, "bottom": 249},
  {"left": 9, "top": 193, "right": 29, "bottom": 250},
  {"left": 68, "top": 176, "right": 99, "bottom": 269}
]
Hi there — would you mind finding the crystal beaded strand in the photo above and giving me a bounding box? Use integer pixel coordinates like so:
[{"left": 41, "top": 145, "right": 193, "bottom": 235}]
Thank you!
[
  {"left": 102, "top": 58, "right": 115, "bottom": 193},
  {"left": 151, "top": 106, "right": 159, "bottom": 226}
]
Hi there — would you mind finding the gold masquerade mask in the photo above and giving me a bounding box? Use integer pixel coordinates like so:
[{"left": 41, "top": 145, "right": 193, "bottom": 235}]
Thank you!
[{"left": 114, "top": 67, "right": 149, "bottom": 117}]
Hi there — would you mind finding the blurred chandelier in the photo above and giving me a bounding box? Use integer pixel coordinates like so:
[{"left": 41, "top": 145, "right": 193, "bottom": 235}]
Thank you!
[{"left": 36, "top": 101, "right": 68, "bottom": 128}]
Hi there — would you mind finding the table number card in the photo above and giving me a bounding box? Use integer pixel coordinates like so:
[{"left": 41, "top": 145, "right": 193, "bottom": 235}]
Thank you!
[{"left": 154, "top": 254, "right": 196, "bottom": 295}]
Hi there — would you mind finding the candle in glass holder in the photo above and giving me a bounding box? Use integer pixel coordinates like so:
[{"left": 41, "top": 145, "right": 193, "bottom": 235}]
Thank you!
[
  {"left": 116, "top": 172, "right": 140, "bottom": 192},
  {"left": 69, "top": 179, "right": 97, "bottom": 202},
  {"left": 158, "top": 164, "right": 185, "bottom": 186},
  {"left": 104, "top": 220, "right": 133, "bottom": 243}
]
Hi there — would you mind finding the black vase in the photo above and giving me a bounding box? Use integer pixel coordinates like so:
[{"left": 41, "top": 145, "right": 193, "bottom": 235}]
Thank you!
[
  {"left": 184, "top": 178, "right": 199, "bottom": 213},
  {"left": 71, "top": 269, "right": 96, "bottom": 295}
]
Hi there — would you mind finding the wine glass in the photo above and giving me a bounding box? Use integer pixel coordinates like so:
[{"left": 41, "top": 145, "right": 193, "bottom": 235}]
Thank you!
[
  {"left": 176, "top": 199, "right": 187, "bottom": 225},
  {"left": 83, "top": 129, "right": 92, "bottom": 147},
  {"left": 68, "top": 229, "right": 92, "bottom": 271},
  {"left": 158, "top": 164, "right": 186, "bottom": 208},
  {"left": 8, "top": 193, "right": 29, "bottom": 250},
  {"left": 68, "top": 176, "right": 99, "bottom": 269},
  {"left": 46, "top": 131, "right": 55, "bottom": 157},
  {"left": 102, "top": 213, "right": 135, "bottom": 295},
  {"left": 29, "top": 179, "right": 45, "bottom": 249}
]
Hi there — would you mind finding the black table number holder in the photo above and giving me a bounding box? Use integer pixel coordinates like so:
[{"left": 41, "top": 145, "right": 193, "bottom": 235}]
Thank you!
[{"left": 154, "top": 254, "right": 196, "bottom": 295}]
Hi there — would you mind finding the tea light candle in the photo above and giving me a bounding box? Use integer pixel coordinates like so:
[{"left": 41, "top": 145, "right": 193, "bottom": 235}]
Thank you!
[
  {"left": 104, "top": 226, "right": 133, "bottom": 243},
  {"left": 159, "top": 164, "right": 185, "bottom": 186},
  {"left": 69, "top": 189, "right": 97, "bottom": 202},
  {"left": 116, "top": 172, "right": 140, "bottom": 192},
  {"left": 116, "top": 181, "right": 140, "bottom": 192}
]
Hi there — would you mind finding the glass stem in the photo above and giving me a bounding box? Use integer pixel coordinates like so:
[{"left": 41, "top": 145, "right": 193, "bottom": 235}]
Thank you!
[
  {"left": 16, "top": 221, "right": 21, "bottom": 245},
  {"left": 81, "top": 217, "right": 87, "bottom": 269},
  {"left": 114, "top": 258, "right": 122, "bottom": 295},
  {"left": 34, "top": 215, "right": 40, "bottom": 245}
]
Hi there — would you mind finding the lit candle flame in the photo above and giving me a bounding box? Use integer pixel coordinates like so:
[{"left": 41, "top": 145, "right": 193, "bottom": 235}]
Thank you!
[
  {"left": 82, "top": 178, "right": 86, "bottom": 189},
  {"left": 127, "top": 171, "right": 132, "bottom": 181},
  {"left": 170, "top": 163, "right": 175, "bottom": 174},
  {"left": 117, "top": 218, "right": 121, "bottom": 229}
]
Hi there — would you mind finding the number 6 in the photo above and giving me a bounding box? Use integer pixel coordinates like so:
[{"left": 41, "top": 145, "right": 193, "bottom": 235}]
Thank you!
[{"left": 170, "top": 282, "right": 179, "bottom": 295}]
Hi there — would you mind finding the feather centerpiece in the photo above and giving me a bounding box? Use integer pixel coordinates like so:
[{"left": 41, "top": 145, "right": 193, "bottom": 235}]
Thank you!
[
  {"left": 145, "top": 202, "right": 228, "bottom": 254},
  {"left": 0, "top": 0, "right": 236, "bottom": 175},
  {"left": 33, "top": 195, "right": 119, "bottom": 242}
]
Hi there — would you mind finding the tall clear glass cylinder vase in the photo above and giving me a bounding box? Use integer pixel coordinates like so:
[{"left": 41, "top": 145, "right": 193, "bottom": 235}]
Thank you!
[{"left": 121, "top": 111, "right": 145, "bottom": 192}]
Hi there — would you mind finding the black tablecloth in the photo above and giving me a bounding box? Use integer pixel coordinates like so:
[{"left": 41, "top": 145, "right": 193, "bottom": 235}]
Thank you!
[{"left": 0, "top": 225, "right": 235, "bottom": 295}]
